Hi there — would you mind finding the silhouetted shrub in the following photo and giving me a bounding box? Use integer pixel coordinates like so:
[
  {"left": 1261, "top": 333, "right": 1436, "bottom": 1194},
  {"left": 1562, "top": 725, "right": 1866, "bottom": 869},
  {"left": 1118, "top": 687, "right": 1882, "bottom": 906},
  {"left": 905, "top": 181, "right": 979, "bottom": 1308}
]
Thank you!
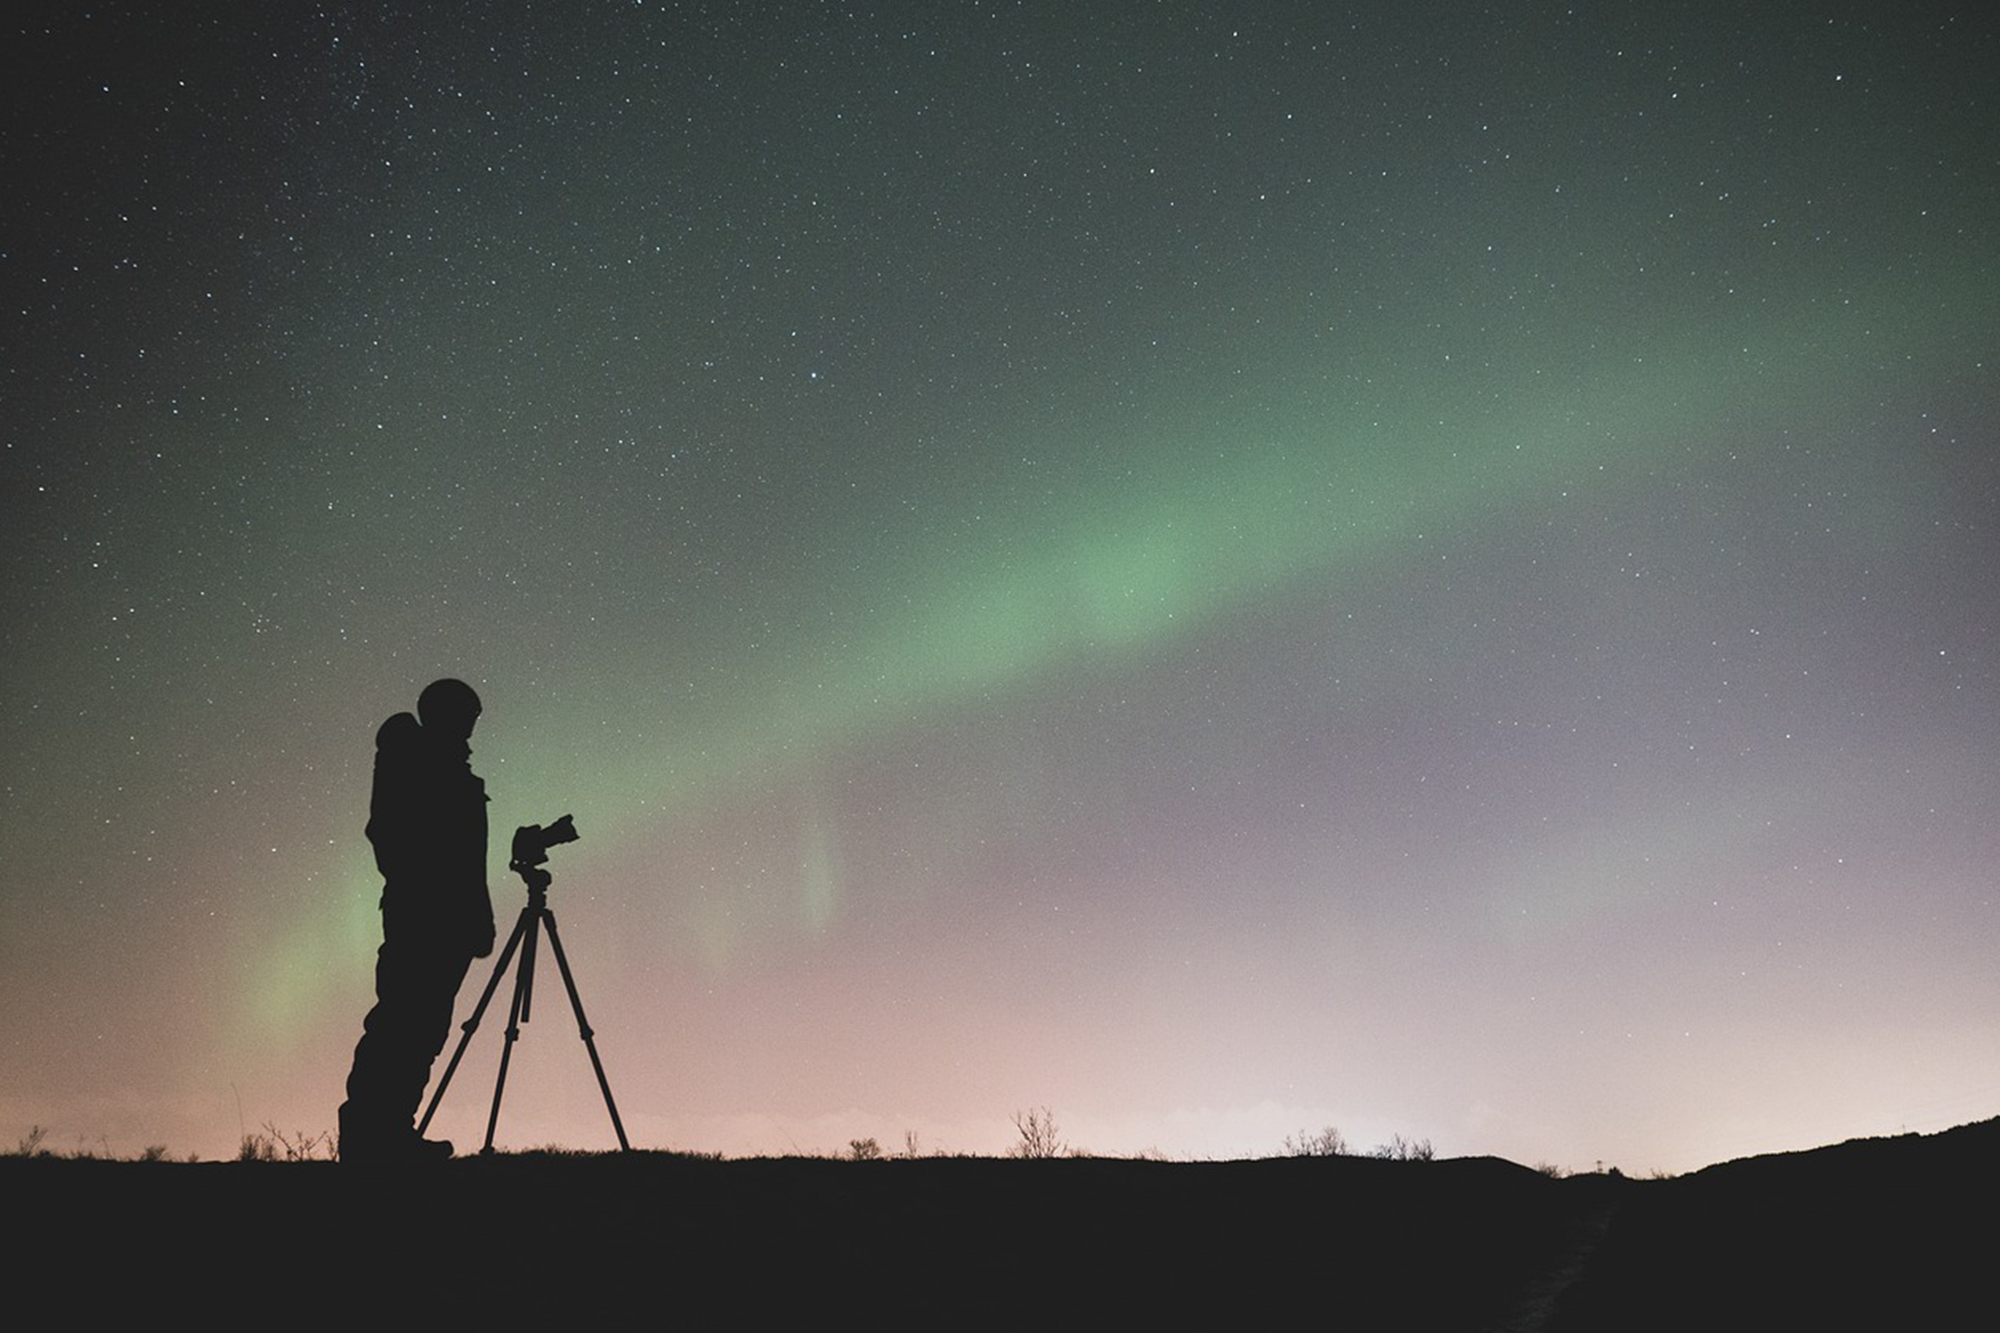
[
  {"left": 1369, "top": 1134, "right": 1434, "bottom": 1161},
  {"left": 1282, "top": 1126, "right": 1349, "bottom": 1157},
  {"left": 1010, "top": 1107, "right": 1066, "bottom": 1159},
  {"left": 238, "top": 1123, "right": 336, "bottom": 1162}
]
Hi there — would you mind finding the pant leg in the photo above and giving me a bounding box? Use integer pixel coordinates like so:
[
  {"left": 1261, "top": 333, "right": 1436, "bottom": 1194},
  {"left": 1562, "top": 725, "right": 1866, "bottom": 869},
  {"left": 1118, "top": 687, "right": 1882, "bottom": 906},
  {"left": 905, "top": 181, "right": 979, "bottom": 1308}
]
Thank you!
[{"left": 341, "top": 937, "right": 473, "bottom": 1143}]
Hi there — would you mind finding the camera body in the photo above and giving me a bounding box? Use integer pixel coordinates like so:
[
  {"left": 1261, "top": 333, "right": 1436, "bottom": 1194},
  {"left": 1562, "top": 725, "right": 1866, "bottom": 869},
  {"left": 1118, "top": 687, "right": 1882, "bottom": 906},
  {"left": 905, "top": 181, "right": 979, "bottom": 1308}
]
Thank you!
[{"left": 511, "top": 813, "right": 578, "bottom": 869}]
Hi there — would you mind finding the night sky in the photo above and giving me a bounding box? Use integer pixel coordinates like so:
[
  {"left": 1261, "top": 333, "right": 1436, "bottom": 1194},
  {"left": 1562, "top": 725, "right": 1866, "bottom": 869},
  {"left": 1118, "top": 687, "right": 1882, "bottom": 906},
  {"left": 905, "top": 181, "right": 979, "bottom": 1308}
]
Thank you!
[{"left": 5, "top": 2, "right": 1996, "bottom": 1170}]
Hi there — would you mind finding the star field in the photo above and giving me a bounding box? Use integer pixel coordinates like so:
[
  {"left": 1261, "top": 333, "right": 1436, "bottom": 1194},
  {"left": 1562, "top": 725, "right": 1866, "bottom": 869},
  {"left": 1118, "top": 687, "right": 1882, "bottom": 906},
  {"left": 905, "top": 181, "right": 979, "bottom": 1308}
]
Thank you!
[{"left": 3, "top": 2, "right": 1996, "bottom": 1168}]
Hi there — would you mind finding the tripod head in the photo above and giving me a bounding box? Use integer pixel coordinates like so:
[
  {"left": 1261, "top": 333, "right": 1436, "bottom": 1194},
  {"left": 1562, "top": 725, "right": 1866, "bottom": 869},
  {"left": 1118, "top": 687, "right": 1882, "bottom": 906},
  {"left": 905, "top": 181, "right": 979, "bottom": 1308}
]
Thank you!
[{"left": 510, "top": 861, "right": 554, "bottom": 896}]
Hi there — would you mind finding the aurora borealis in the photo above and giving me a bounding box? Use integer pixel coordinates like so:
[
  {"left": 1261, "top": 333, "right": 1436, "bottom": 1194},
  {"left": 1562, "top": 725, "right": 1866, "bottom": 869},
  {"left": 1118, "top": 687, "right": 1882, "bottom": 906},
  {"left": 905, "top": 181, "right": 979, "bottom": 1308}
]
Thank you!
[{"left": 4, "top": 2, "right": 1996, "bottom": 1170}]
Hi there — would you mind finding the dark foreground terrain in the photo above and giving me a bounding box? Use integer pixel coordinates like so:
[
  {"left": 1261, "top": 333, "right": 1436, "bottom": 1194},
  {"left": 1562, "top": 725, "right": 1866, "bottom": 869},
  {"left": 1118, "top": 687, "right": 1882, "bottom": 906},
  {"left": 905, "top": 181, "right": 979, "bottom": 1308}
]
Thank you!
[{"left": 12, "top": 1118, "right": 1994, "bottom": 1329}]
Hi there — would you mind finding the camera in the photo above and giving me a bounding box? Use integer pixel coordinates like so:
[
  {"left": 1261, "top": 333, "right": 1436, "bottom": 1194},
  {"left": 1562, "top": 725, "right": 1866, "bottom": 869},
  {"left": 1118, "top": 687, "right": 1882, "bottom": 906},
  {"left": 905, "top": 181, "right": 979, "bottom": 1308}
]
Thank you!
[{"left": 511, "top": 814, "right": 578, "bottom": 869}]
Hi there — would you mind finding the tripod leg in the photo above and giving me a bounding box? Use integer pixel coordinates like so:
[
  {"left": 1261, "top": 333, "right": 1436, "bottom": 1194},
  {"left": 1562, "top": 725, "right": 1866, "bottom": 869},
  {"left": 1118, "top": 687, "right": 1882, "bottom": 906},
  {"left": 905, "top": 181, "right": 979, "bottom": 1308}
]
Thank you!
[
  {"left": 519, "top": 898, "right": 539, "bottom": 1024},
  {"left": 541, "top": 909, "right": 633, "bottom": 1152},
  {"left": 419, "top": 907, "right": 534, "bottom": 1137},
  {"left": 482, "top": 910, "right": 540, "bottom": 1153}
]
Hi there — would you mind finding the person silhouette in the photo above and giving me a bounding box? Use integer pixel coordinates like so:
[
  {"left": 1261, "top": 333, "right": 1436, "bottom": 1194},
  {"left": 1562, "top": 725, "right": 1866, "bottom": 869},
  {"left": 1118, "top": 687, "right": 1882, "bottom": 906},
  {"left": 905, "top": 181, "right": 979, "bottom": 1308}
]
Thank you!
[{"left": 338, "top": 678, "right": 497, "bottom": 1162}]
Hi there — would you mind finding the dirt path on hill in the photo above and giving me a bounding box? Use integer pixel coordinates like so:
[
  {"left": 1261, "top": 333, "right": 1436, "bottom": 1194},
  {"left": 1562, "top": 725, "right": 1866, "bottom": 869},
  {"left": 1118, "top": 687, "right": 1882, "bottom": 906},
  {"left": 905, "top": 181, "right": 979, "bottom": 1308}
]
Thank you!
[{"left": 1482, "top": 1192, "right": 1623, "bottom": 1332}]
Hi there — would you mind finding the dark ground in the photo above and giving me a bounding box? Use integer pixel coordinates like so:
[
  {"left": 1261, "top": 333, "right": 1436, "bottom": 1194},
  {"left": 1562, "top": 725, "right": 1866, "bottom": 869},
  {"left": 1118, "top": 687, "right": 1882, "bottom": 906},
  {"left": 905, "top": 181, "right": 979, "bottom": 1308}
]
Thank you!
[{"left": 12, "top": 1119, "right": 1994, "bottom": 1329}]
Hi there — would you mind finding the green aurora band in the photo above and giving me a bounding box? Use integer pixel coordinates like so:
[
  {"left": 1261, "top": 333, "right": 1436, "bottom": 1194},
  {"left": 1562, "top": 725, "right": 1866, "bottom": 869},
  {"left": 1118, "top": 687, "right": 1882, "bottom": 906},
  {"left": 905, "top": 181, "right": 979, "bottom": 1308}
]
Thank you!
[{"left": 239, "top": 262, "right": 1991, "bottom": 1042}]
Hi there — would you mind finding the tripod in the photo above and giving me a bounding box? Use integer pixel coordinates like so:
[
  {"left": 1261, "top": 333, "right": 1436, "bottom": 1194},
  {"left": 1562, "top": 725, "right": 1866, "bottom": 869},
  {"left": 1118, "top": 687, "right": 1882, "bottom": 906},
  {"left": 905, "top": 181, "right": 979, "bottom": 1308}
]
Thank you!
[{"left": 418, "top": 856, "right": 631, "bottom": 1153}]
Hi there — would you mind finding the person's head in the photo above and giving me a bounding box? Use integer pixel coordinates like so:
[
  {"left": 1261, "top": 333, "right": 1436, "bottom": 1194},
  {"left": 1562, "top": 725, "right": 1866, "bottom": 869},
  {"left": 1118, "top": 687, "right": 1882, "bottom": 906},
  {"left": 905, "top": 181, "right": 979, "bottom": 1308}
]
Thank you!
[{"left": 417, "top": 678, "right": 482, "bottom": 740}]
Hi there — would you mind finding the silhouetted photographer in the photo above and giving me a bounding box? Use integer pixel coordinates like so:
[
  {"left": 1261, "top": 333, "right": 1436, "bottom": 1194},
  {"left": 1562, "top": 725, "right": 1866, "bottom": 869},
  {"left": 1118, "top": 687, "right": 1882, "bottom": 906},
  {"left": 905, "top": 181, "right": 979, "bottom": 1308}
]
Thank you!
[{"left": 339, "top": 678, "right": 496, "bottom": 1163}]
